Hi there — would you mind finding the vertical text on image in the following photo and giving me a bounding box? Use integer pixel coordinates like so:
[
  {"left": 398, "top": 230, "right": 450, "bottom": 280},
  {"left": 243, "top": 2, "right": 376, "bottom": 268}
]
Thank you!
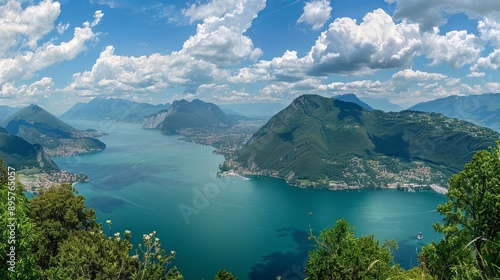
[{"left": 6, "top": 166, "right": 17, "bottom": 273}]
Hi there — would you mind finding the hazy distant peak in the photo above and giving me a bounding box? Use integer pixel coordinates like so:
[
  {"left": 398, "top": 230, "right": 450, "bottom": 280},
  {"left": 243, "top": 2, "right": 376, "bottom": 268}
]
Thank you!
[
  {"left": 61, "top": 96, "right": 169, "bottom": 123},
  {"left": 409, "top": 93, "right": 500, "bottom": 131},
  {"left": 334, "top": 93, "right": 373, "bottom": 111},
  {"left": 28, "top": 104, "right": 42, "bottom": 110},
  {"left": 359, "top": 96, "right": 403, "bottom": 112}
]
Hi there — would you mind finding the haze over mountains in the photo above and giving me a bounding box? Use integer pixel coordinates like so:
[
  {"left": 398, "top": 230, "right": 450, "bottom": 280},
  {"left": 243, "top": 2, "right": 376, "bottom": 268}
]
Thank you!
[
  {"left": 359, "top": 96, "right": 403, "bottom": 112},
  {"left": 2, "top": 105, "right": 106, "bottom": 157},
  {"left": 410, "top": 93, "right": 500, "bottom": 131},
  {"left": 61, "top": 97, "right": 169, "bottom": 123},
  {"left": 0, "top": 105, "right": 20, "bottom": 123},
  {"left": 219, "top": 102, "right": 287, "bottom": 118},
  {"left": 332, "top": 94, "right": 405, "bottom": 112},
  {"left": 236, "top": 94, "right": 499, "bottom": 187}
]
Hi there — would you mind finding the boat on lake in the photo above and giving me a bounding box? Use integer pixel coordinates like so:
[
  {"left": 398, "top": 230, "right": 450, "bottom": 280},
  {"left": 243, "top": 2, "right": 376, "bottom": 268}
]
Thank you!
[{"left": 417, "top": 232, "right": 423, "bottom": 239}]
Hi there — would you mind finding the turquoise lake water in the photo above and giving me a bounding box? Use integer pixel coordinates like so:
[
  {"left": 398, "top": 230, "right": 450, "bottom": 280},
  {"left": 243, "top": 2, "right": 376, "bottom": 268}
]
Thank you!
[{"left": 54, "top": 120, "right": 447, "bottom": 279}]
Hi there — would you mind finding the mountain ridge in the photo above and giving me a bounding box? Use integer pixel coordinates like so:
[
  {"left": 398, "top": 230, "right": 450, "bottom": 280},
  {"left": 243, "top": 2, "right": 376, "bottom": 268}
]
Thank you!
[
  {"left": 143, "top": 99, "right": 238, "bottom": 134},
  {"left": 235, "top": 94, "right": 499, "bottom": 188},
  {"left": 409, "top": 93, "right": 500, "bottom": 131},
  {"left": 61, "top": 97, "right": 169, "bottom": 123},
  {"left": 2, "top": 104, "right": 106, "bottom": 157}
]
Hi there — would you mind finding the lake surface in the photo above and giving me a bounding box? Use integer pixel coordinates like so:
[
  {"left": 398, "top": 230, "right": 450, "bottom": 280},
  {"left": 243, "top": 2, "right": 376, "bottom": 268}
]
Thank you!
[{"left": 54, "top": 120, "right": 447, "bottom": 279}]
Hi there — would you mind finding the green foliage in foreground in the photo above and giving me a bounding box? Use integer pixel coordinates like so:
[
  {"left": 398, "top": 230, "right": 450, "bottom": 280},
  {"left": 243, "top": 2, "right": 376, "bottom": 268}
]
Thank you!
[
  {"left": 419, "top": 140, "right": 500, "bottom": 279},
  {"left": 0, "top": 160, "right": 238, "bottom": 279},
  {"left": 0, "top": 159, "right": 39, "bottom": 280},
  {"left": 305, "top": 218, "right": 436, "bottom": 280},
  {"left": 214, "top": 269, "right": 238, "bottom": 279},
  {"left": 305, "top": 141, "right": 500, "bottom": 279},
  {"left": 306, "top": 218, "right": 405, "bottom": 279},
  {"left": 29, "top": 183, "right": 99, "bottom": 269}
]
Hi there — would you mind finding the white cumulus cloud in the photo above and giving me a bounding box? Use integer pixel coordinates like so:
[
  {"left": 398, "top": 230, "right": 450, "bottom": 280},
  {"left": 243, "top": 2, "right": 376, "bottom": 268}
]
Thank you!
[
  {"left": 422, "top": 29, "right": 483, "bottom": 68},
  {"left": 388, "top": 0, "right": 500, "bottom": 31},
  {"left": 307, "top": 9, "right": 421, "bottom": 75},
  {"left": 0, "top": 0, "right": 61, "bottom": 53},
  {"left": 297, "top": 0, "right": 332, "bottom": 30},
  {"left": 0, "top": 10, "right": 104, "bottom": 85},
  {"left": 390, "top": 69, "right": 448, "bottom": 92},
  {"left": 181, "top": 0, "right": 264, "bottom": 66},
  {"left": 478, "top": 15, "right": 500, "bottom": 47},
  {"left": 1, "top": 77, "right": 53, "bottom": 100},
  {"left": 66, "top": 45, "right": 228, "bottom": 95},
  {"left": 67, "top": 0, "right": 265, "bottom": 96},
  {"left": 183, "top": 0, "right": 239, "bottom": 23},
  {"left": 471, "top": 49, "right": 500, "bottom": 71},
  {"left": 468, "top": 15, "right": 500, "bottom": 75}
]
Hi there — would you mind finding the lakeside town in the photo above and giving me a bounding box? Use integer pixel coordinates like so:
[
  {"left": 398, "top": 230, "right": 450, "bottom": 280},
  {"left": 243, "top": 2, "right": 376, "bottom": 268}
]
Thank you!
[
  {"left": 18, "top": 169, "right": 88, "bottom": 194},
  {"left": 218, "top": 156, "right": 449, "bottom": 194}
]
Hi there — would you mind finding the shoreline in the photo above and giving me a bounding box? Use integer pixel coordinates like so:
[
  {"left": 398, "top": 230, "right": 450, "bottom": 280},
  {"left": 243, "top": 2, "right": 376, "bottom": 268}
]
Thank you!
[{"left": 225, "top": 171, "right": 449, "bottom": 195}]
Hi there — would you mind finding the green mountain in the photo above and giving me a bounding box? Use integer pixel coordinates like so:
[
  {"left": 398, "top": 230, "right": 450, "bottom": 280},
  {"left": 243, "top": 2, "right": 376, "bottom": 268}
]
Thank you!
[
  {"left": 143, "top": 99, "right": 238, "bottom": 134},
  {"left": 2, "top": 105, "right": 106, "bottom": 157},
  {"left": 60, "top": 97, "right": 169, "bottom": 123},
  {"left": 0, "top": 126, "right": 59, "bottom": 171},
  {"left": 409, "top": 93, "right": 500, "bottom": 131},
  {"left": 236, "top": 94, "right": 499, "bottom": 187}
]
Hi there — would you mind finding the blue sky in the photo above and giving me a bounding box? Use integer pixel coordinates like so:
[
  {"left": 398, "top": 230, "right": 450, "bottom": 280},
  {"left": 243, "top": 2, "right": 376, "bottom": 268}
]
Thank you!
[{"left": 1, "top": 0, "right": 499, "bottom": 113}]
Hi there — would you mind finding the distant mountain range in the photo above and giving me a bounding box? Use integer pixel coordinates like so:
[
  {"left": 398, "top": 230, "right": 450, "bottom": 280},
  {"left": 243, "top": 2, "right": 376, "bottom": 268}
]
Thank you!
[
  {"left": 0, "top": 105, "right": 20, "bottom": 122},
  {"left": 409, "top": 93, "right": 500, "bottom": 131},
  {"left": 61, "top": 97, "right": 169, "bottom": 123},
  {"left": 0, "top": 126, "right": 59, "bottom": 171},
  {"left": 143, "top": 99, "right": 238, "bottom": 134},
  {"left": 2, "top": 105, "right": 106, "bottom": 157},
  {"left": 236, "top": 94, "right": 499, "bottom": 187}
]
